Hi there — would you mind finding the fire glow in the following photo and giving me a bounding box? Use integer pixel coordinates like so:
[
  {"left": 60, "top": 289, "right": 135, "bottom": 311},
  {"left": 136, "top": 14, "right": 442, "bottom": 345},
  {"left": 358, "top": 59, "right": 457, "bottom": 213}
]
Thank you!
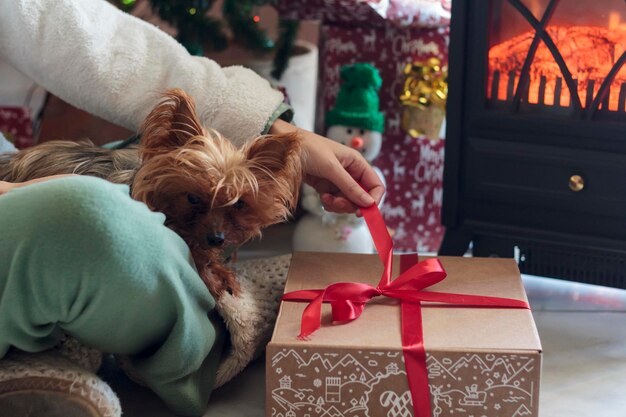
[{"left": 488, "top": 12, "right": 626, "bottom": 111}]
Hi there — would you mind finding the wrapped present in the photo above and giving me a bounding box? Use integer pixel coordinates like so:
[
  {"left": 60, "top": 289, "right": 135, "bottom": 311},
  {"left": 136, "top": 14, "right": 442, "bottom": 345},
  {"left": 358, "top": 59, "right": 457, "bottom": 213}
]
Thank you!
[
  {"left": 400, "top": 58, "right": 448, "bottom": 141},
  {"left": 267, "top": 206, "right": 542, "bottom": 417},
  {"left": 277, "top": 0, "right": 451, "bottom": 29},
  {"left": 276, "top": 0, "right": 449, "bottom": 252},
  {"left": 0, "top": 106, "right": 35, "bottom": 149}
]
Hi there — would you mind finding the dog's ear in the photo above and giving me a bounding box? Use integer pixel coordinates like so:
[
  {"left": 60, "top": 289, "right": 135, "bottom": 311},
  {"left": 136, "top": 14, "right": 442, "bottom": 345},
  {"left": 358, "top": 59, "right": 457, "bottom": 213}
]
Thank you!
[
  {"left": 139, "top": 89, "right": 204, "bottom": 160},
  {"left": 244, "top": 132, "right": 303, "bottom": 210}
]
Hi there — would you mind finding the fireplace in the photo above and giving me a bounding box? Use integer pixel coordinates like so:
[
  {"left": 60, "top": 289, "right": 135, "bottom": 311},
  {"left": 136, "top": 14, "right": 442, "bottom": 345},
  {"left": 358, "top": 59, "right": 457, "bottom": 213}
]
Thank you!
[{"left": 440, "top": 0, "right": 626, "bottom": 288}]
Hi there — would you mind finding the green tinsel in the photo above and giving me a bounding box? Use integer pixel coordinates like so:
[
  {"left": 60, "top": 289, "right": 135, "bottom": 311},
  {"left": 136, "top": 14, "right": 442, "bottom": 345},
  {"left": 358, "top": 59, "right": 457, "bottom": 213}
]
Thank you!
[
  {"left": 223, "top": 0, "right": 274, "bottom": 53},
  {"left": 112, "top": 0, "right": 298, "bottom": 80},
  {"left": 271, "top": 19, "right": 299, "bottom": 80},
  {"left": 148, "top": 0, "right": 227, "bottom": 55}
]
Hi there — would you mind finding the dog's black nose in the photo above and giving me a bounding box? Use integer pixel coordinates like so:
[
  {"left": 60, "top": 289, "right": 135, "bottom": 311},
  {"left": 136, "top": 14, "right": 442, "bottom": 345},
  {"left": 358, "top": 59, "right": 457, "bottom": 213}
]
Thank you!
[{"left": 207, "top": 232, "right": 225, "bottom": 247}]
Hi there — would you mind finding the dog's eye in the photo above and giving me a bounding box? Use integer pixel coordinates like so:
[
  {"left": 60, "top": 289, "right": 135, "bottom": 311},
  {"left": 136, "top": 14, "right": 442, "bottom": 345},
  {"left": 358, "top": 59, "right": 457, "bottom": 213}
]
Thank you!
[
  {"left": 187, "top": 193, "right": 201, "bottom": 205},
  {"left": 234, "top": 199, "right": 245, "bottom": 210}
]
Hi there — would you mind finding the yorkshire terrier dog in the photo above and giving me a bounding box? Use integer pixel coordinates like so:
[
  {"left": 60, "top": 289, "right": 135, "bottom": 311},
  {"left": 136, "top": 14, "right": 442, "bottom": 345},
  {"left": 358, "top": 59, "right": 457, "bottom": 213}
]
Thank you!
[{"left": 0, "top": 89, "right": 303, "bottom": 297}]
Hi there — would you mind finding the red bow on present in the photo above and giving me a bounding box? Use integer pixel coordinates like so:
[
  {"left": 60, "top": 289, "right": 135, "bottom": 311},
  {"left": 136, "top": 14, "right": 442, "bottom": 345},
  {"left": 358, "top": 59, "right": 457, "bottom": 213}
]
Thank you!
[{"left": 282, "top": 203, "right": 530, "bottom": 417}]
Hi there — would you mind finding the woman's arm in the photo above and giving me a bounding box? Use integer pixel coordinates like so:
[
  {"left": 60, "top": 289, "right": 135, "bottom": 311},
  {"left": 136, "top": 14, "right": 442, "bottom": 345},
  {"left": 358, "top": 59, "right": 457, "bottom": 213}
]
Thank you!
[
  {"left": 0, "top": 182, "right": 13, "bottom": 196},
  {"left": 0, "top": 176, "right": 227, "bottom": 416},
  {"left": 0, "top": 175, "right": 79, "bottom": 196},
  {"left": 0, "top": 0, "right": 283, "bottom": 147}
]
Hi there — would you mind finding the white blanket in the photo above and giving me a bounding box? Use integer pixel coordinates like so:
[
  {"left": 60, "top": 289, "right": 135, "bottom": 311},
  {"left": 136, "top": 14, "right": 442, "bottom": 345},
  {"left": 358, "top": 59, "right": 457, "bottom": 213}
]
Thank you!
[{"left": 0, "top": 0, "right": 283, "bottom": 147}]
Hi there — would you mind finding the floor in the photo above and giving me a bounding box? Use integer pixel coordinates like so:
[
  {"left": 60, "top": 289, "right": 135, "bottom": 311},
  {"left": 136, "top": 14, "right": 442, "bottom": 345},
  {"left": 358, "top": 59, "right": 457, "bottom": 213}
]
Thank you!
[{"left": 103, "top": 223, "right": 626, "bottom": 417}]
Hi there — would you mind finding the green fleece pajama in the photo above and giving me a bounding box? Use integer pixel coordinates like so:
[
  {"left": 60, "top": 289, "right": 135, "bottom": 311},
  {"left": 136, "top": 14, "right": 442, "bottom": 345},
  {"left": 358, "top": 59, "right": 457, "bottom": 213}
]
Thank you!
[{"left": 0, "top": 175, "right": 226, "bottom": 417}]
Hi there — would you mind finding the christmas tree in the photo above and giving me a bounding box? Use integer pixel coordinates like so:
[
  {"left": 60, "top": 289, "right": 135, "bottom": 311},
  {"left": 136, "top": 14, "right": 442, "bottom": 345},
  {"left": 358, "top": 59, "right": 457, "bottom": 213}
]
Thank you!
[{"left": 113, "top": 0, "right": 298, "bottom": 79}]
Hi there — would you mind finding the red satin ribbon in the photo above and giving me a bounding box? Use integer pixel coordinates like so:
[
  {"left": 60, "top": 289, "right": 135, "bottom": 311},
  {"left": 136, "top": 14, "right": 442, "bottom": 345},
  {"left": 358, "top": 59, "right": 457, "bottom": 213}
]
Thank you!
[{"left": 282, "top": 204, "right": 530, "bottom": 417}]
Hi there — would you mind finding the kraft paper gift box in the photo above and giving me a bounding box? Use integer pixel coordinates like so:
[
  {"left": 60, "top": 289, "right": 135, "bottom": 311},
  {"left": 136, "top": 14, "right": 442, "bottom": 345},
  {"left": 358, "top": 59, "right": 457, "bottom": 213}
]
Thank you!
[{"left": 266, "top": 252, "right": 542, "bottom": 417}]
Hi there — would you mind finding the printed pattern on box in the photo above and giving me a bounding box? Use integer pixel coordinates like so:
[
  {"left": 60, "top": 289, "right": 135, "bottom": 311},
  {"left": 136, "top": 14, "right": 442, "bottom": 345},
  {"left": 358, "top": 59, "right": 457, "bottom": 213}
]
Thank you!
[
  {"left": 320, "top": 24, "right": 449, "bottom": 252},
  {"left": 268, "top": 347, "right": 540, "bottom": 417}
]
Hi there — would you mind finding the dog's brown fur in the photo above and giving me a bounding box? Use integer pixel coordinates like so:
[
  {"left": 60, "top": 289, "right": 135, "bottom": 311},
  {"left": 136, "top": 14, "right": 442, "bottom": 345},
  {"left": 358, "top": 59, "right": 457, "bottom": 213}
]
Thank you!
[
  {"left": 0, "top": 89, "right": 303, "bottom": 298},
  {"left": 0, "top": 140, "right": 140, "bottom": 184}
]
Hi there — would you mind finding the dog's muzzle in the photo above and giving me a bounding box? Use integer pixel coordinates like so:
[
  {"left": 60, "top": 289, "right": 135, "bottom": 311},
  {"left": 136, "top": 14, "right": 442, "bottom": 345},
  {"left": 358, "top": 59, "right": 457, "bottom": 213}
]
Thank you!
[{"left": 207, "top": 232, "right": 225, "bottom": 247}]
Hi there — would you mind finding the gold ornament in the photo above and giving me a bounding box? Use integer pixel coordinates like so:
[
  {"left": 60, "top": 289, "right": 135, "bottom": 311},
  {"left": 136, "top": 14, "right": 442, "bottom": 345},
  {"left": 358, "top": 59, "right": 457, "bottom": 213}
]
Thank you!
[{"left": 400, "top": 57, "right": 448, "bottom": 141}]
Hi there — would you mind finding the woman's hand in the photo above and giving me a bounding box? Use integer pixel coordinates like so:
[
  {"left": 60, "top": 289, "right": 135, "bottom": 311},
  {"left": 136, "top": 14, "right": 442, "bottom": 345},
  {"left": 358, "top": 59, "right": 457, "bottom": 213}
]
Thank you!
[
  {"left": 269, "top": 119, "right": 385, "bottom": 215},
  {"left": 0, "top": 181, "right": 17, "bottom": 196},
  {"left": 0, "top": 175, "right": 79, "bottom": 196}
]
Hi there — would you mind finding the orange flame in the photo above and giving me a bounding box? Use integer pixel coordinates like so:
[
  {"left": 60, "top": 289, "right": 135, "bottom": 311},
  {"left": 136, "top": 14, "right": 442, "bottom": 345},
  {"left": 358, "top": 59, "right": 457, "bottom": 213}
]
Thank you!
[{"left": 488, "top": 20, "right": 626, "bottom": 111}]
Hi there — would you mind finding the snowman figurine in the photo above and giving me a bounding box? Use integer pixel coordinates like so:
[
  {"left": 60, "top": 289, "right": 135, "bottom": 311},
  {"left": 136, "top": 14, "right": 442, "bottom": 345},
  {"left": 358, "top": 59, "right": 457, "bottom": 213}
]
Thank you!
[{"left": 293, "top": 63, "right": 385, "bottom": 253}]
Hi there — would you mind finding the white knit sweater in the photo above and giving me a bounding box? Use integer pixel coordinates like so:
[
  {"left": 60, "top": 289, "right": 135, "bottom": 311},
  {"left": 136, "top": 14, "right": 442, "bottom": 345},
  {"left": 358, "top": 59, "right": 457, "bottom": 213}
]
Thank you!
[{"left": 0, "top": 0, "right": 284, "bottom": 147}]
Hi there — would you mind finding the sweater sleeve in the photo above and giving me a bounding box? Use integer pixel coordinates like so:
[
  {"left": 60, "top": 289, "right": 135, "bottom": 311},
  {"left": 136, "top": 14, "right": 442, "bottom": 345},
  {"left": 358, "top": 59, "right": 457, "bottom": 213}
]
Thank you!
[{"left": 0, "top": 0, "right": 284, "bottom": 147}]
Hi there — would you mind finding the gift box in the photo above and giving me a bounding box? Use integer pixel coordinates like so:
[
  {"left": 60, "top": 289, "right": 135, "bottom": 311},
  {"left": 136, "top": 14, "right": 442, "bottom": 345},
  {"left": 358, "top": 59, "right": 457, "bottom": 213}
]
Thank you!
[
  {"left": 276, "top": 0, "right": 451, "bottom": 29},
  {"left": 266, "top": 251, "right": 542, "bottom": 417},
  {"left": 276, "top": 0, "right": 450, "bottom": 253}
]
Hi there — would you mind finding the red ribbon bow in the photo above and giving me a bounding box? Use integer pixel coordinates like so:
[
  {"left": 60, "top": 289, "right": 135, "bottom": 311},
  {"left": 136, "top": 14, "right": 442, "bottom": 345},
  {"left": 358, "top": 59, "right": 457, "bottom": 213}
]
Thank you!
[{"left": 282, "top": 204, "right": 530, "bottom": 417}]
